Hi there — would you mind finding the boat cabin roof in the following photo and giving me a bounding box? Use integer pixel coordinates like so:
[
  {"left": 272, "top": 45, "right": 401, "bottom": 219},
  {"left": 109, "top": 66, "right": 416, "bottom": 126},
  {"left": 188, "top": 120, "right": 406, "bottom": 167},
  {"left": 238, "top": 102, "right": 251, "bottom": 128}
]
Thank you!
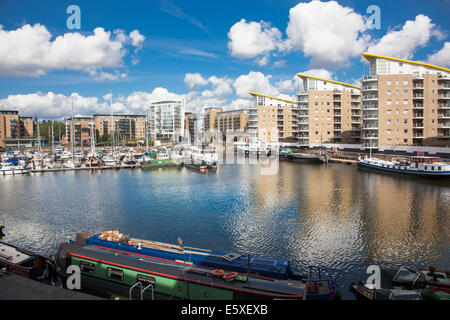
[{"left": 0, "top": 243, "right": 34, "bottom": 264}]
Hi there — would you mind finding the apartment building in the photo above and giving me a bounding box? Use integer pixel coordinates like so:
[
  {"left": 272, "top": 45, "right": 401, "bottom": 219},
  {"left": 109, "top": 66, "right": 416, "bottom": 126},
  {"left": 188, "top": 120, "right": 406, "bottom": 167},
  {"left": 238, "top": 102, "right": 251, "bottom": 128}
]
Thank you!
[
  {"left": 65, "top": 117, "right": 93, "bottom": 147},
  {"left": 0, "top": 110, "right": 36, "bottom": 149},
  {"left": 215, "top": 109, "right": 249, "bottom": 133},
  {"left": 296, "top": 74, "right": 362, "bottom": 147},
  {"left": 184, "top": 112, "right": 198, "bottom": 142},
  {"left": 93, "top": 114, "right": 147, "bottom": 142},
  {"left": 148, "top": 100, "right": 185, "bottom": 142},
  {"left": 203, "top": 107, "right": 222, "bottom": 132},
  {"left": 361, "top": 52, "right": 450, "bottom": 150},
  {"left": 248, "top": 92, "right": 298, "bottom": 143}
]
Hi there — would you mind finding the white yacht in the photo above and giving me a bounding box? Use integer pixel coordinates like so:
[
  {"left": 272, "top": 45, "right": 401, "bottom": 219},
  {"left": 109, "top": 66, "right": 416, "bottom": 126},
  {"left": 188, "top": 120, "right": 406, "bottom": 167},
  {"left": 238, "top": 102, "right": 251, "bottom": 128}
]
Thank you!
[{"left": 0, "top": 163, "right": 31, "bottom": 176}]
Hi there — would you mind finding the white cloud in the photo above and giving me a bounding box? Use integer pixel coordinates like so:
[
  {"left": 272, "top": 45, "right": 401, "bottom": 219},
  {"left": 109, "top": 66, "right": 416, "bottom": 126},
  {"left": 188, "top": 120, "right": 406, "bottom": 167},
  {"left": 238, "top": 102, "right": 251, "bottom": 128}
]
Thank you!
[
  {"left": 233, "top": 71, "right": 280, "bottom": 99},
  {"left": 129, "top": 30, "right": 145, "bottom": 49},
  {"left": 0, "top": 92, "right": 107, "bottom": 119},
  {"left": 184, "top": 73, "right": 209, "bottom": 89},
  {"left": 0, "top": 24, "right": 142, "bottom": 79},
  {"left": 366, "top": 14, "right": 442, "bottom": 60},
  {"left": 273, "top": 60, "right": 286, "bottom": 68},
  {"left": 428, "top": 42, "right": 450, "bottom": 68},
  {"left": 300, "top": 68, "right": 334, "bottom": 80},
  {"left": 207, "top": 76, "right": 233, "bottom": 98},
  {"left": 285, "top": 0, "right": 369, "bottom": 68},
  {"left": 277, "top": 79, "right": 295, "bottom": 92},
  {"left": 227, "top": 19, "right": 283, "bottom": 60}
]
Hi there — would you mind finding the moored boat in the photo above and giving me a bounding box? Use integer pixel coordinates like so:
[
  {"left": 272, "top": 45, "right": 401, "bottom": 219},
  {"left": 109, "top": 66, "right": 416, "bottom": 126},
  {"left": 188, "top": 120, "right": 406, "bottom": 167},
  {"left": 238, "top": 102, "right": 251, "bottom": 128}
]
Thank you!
[
  {"left": 0, "top": 163, "right": 31, "bottom": 176},
  {"left": 56, "top": 231, "right": 340, "bottom": 300},
  {"left": 357, "top": 155, "right": 450, "bottom": 178},
  {"left": 349, "top": 265, "right": 450, "bottom": 300},
  {"left": 0, "top": 241, "right": 64, "bottom": 286}
]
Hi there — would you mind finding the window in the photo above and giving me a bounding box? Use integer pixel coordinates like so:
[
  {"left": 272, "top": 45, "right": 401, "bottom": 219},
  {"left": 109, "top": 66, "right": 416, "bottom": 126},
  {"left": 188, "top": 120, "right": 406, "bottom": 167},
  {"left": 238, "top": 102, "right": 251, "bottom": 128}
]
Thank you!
[
  {"left": 403, "top": 109, "right": 408, "bottom": 114},
  {"left": 387, "top": 100, "right": 392, "bottom": 105},
  {"left": 387, "top": 80, "right": 392, "bottom": 85},
  {"left": 404, "top": 139, "right": 408, "bottom": 143},
  {"left": 80, "top": 261, "right": 95, "bottom": 274},
  {"left": 387, "top": 119, "right": 392, "bottom": 124},
  {"left": 387, "top": 129, "right": 391, "bottom": 134},
  {"left": 404, "top": 119, "right": 408, "bottom": 124},
  {"left": 387, "top": 139, "right": 392, "bottom": 144},
  {"left": 403, "top": 80, "right": 408, "bottom": 85},
  {"left": 107, "top": 267, "right": 124, "bottom": 281},
  {"left": 404, "top": 129, "right": 408, "bottom": 133},
  {"left": 387, "top": 110, "right": 392, "bottom": 115}
]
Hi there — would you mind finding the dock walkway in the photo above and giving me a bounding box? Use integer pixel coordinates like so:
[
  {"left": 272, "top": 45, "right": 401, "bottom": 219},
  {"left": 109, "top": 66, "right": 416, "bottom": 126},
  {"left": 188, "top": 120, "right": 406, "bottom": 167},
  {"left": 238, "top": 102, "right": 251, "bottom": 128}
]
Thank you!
[{"left": 0, "top": 273, "right": 103, "bottom": 300}]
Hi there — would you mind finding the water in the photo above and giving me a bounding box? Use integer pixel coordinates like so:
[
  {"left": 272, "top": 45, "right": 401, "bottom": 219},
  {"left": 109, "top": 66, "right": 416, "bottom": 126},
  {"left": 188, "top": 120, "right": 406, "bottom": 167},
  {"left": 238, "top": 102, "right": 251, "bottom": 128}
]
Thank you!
[{"left": 0, "top": 162, "right": 449, "bottom": 299}]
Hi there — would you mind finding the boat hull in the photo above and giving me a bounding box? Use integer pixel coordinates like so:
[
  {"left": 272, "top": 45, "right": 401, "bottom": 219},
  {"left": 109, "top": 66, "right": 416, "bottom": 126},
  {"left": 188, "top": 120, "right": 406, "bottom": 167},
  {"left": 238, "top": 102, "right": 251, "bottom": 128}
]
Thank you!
[
  {"left": 357, "top": 161, "right": 450, "bottom": 179},
  {"left": 69, "top": 247, "right": 319, "bottom": 300}
]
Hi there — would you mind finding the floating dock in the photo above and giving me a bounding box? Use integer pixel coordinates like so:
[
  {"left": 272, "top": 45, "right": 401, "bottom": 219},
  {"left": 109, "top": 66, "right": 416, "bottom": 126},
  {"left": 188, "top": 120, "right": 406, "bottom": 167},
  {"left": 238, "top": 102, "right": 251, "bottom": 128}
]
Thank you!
[{"left": 31, "top": 164, "right": 142, "bottom": 173}]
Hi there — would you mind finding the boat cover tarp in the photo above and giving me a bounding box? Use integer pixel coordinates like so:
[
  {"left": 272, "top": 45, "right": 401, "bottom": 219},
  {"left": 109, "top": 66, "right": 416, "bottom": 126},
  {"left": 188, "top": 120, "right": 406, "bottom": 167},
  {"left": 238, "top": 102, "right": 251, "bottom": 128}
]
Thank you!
[
  {"left": 392, "top": 267, "right": 426, "bottom": 289},
  {"left": 86, "top": 234, "right": 292, "bottom": 279}
]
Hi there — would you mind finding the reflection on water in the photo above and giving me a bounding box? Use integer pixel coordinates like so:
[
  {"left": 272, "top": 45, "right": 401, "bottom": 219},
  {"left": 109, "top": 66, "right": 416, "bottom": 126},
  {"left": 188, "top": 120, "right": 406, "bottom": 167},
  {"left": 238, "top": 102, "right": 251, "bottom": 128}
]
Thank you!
[{"left": 0, "top": 162, "right": 448, "bottom": 299}]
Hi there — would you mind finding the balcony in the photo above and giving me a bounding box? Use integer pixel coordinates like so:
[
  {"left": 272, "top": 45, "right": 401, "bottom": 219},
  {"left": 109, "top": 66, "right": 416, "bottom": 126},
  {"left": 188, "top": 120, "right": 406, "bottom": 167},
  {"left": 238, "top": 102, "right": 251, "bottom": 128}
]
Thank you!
[
  {"left": 413, "top": 94, "right": 424, "bottom": 99},
  {"left": 362, "top": 95, "right": 378, "bottom": 100},
  {"left": 438, "top": 113, "right": 450, "bottom": 119},
  {"left": 438, "top": 122, "right": 450, "bottom": 129},
  {"left": 413, "top": 103, "right": 424, "bottom": 109}
]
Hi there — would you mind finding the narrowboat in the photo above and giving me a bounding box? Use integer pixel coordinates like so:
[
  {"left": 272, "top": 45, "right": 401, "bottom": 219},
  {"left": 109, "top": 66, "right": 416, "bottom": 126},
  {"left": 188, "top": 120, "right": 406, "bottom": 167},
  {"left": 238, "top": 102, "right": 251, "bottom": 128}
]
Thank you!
[
  {"left": 56, "top": 232, "right": 340, "bottom": 300},
  {"left": 0, "top": 241, "right": 64, "bottom": 286},
  {"left": 357, "top": 156, "right": 450, "bottom": 178},
  {"left": 349, "top": 265, "right": 450, "bottom": 300}
]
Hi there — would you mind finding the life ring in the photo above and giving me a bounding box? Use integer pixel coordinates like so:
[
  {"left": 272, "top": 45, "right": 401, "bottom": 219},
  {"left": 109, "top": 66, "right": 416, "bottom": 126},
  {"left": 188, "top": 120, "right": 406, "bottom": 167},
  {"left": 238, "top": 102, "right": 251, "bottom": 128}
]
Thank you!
[
  {"left": 223, "top": 272, "right": 238, "bottom": 280},
  {"left": 212, "top": 269, "right": 225, "bottom": 277}
]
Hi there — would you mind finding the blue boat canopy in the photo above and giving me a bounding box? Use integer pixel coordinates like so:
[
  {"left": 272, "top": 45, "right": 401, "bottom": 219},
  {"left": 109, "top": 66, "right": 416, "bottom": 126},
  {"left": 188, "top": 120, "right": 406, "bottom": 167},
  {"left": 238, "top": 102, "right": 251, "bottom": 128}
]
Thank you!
[{"left": 86, "top": 233, "right": 295, "bottom": 280}]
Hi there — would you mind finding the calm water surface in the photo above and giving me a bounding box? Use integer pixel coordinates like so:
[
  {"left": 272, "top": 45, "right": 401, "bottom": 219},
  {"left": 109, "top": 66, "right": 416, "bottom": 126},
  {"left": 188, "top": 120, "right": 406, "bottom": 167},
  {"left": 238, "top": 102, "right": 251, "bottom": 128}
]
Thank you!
[{"left": 0, "top": 161, "right": 449, "bottom": 299}]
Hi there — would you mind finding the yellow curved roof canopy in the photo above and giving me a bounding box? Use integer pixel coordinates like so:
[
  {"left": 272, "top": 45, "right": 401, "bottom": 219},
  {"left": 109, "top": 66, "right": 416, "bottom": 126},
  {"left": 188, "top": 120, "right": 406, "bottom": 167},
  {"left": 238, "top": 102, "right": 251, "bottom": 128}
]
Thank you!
[
  {"left": 296, "top": 73, "right": 361, "bottom": 90},
  {"left": 361, "top": 52, "right": 450, "bottom": 73},
  {"left": 248, "top": 92, "right": 297, "bottom": 104}
]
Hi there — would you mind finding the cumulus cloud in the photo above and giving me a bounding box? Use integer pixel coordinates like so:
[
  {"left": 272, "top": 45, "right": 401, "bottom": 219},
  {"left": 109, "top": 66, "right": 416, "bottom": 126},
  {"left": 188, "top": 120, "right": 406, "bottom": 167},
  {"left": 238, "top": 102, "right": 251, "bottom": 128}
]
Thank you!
[
  {"left": 184, "top": 73, "right": 209, "bottom": 89},
  {"left": 226, "top": 1, "right": 446, "bottom": 70},
  {"left": 300, "top": 68, "right": 334, "bottom": 80},
  {"left": 227, "top": 19, "right": 284, "bottom": 61},
  {"left": 0, "top": 69, "right": 302, "bottom": 120},
  {"left": 233, "top": 71, "right": 280, "bottom": 99},
  {"left": 366, "top": 14, "right": 442, "bottom": 60},
  {"left": 0, "top": 92, "right": 107, "bottom": 119},
  {"left": 428, "top": 42, "right": 450, "bottom": 68},
  {"left": 129, "top": 30, "right": 145, "bottom": 49},
  {"left": 285, "top": 0, "right": 369, "bottom": 68},
  {"left": 277, "top": 79, "right": 295, "bottom": 93},
  {"left": 0, "top": 24, "right": 143, "bottom": 79}
]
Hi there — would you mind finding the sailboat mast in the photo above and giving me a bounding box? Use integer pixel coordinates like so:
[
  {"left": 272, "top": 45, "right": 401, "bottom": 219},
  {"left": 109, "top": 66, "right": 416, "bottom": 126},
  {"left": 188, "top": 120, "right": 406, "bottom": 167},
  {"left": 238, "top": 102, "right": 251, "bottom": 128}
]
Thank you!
[
  {"left": 37, "top": 118, "right": 41, "bottom": 152},
  {"left": 51, "top": 121, "right": 54, "bottom": 158},
  {"left": 110, "top": 93, "right": 114, "bottom": 153},
  {"left": 71, "top": 96, "right": 74, "bottom": 163}
]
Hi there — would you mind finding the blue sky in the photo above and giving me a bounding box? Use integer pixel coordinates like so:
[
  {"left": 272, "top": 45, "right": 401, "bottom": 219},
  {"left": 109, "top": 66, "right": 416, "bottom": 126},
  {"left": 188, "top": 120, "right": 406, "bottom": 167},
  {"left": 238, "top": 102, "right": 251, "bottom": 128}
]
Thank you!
[{"left": 0, "top": 0, "right": 449, "bottom": 119}]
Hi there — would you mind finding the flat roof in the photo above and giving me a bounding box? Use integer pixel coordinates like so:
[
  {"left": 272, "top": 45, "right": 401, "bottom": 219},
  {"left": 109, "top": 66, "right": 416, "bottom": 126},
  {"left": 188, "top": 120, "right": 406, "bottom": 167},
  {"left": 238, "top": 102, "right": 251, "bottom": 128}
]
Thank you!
[
  {"left": 93, "top": 114, "right": 146, "bottom": 117},
  {"left": 296, "top": 73, "right": 361, "bottom": 90},
  {"left": 361, "top": 52, "right": 450, "bottom": 73},
  {"left": 248, "top": 92, "right": 297, "bottom": 104}
]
